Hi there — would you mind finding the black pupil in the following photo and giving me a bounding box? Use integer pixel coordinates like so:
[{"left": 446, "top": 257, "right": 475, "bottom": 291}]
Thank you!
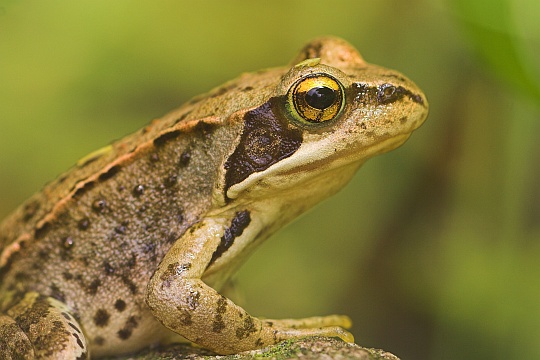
[{"left": 305, "top": 86, "right": 337, "bottom": 110}]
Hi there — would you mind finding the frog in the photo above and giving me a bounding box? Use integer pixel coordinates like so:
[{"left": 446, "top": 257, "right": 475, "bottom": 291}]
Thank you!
[{"left": 0, "top": 36, "right": 428, "bottom": 358}]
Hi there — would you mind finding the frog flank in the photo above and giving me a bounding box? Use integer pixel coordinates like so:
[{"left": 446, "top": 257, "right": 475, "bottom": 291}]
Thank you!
[{"left": 0, "top": 37, "right": 428, "bottom": 358}]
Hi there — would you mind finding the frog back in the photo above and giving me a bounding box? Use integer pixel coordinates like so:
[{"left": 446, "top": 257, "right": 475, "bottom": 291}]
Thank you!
[{"left": 0, "top": 68, "right": 287, "bottom": 314}]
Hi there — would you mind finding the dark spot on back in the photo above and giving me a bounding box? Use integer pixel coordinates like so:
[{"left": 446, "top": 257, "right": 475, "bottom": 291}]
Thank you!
[
  {"left": 117, "top": 328, "right": 130, "bottom": 340},
  {"left": 87, "top": 279, "right": 101, "bottom": 295},
  {"left": 35, "top": 222, "right": 51, "bottom": 239},
  {"left": 114, "top": 299, "right": 126, "bottom": 312},
  {"left": 94, "top": 336, "right": 105, "bottom": 346},
  {"left": 164, "top": 174, "right": 178, "bottom": 187},
  {"left": 62, "top": 237, "right": 74, "bottom": 249},
  {"left": 93, "top": 309, "right": 110, "bottom": 327},
  {"left": 92, "top": 199, "right": 107, "bottom": 213},
  {"left": 121, "top": 275, "right": 138, "bottom": 295},
  {"left": 98, "top": 165, "right": 121, "bottom": 182},
  {"left": 63, "top": 272, "right": 73, "bottom": 281},
  {"left": 132, "top": 184, "right": 145, "bottom": 197},
  {"left": 117, "top": 316, "right": 138, "bottom": 340},
  {"left": 114, "top": 224, "right": 127, "bottom": 235},
  {"left": 153, "top": 130, "right": 181, "bottom": 147},
  {"left": 179, "top": 150, "right": 191, "bottom": 167},
  {"left": 193, "top": 121, "right": 216, "bottom": 139},
  {"left": 72, "top": 181, "right": 96, "bottom": 200},
  {"left": 78, "top": 218, "right": 90, "bottom": 231},
  {"left": 103, "top": 261, "right": 115, "bottom": 275}
]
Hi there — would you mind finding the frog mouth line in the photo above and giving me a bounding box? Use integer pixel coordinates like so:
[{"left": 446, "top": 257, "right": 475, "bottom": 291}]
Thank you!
[{"left": 279, "top": 132, "right": 412, "bottom": 177}]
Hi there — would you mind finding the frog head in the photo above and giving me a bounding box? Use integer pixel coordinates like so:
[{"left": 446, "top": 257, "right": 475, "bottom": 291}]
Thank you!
[{"left": 222, "top": 37, "right": 428, "bottom": 207}]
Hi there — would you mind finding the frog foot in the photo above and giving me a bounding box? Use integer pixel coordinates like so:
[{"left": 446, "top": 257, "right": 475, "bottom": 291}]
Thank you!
[{"left": 261, "top": 315, "right": 354, "bottom": 343}]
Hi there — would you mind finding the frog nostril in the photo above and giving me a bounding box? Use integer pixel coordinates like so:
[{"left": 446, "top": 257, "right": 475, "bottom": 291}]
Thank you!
[
  {"left": 376, "top": 84, "right": 425, "bottom": 106},
  {"left": 377, "top": 84, "right": 400, "bottom": 104}
]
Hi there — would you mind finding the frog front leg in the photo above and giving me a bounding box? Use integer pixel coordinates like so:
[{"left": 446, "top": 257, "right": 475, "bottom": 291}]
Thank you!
[
  {"left": 146, "top": 216, "right": 353, "bottom": 355},
  {"left": 0, "top": 292, "right": 88, "bottom": 359}
]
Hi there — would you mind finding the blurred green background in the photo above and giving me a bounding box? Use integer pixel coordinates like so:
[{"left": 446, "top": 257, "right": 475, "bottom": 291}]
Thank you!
[{"left": 1, "top": 1, "right": 539, "bottom": 359}]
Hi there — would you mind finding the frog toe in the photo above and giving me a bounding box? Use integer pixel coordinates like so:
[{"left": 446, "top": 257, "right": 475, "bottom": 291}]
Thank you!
[{"left": 263, "top": 315, "right": 352, "bottom": 329}]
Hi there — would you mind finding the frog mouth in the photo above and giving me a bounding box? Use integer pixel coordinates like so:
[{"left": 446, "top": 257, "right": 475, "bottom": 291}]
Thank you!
[
  {"left": 280, "top": 132, "right": 412, "bottom": 178},
  {"left": 225, "top": 130, "right": 413, "bottom": 201}
]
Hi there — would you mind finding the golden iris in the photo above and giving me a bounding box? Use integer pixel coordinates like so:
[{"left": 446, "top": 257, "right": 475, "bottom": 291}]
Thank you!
[{"left": 288, "top": 74, "right": 344, "bottom": 124}]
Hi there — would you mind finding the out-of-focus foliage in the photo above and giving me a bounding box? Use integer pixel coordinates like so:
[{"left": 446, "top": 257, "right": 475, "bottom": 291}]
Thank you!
[
  {"left": 0, "top": 1, "right": 538, "bottom": 359},
  {"left": 451, "top": 0, "right": 540, "bottom": 102}
]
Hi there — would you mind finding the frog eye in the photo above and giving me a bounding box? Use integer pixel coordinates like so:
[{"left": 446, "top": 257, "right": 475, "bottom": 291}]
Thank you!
[{"left": 287, "top": 74, "right": 344, "bottom": 125}]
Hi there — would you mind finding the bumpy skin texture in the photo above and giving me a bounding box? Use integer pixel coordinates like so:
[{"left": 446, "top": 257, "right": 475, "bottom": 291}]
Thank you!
[{"left": 0, "top": 37, "right": 428, "bottom": 358}]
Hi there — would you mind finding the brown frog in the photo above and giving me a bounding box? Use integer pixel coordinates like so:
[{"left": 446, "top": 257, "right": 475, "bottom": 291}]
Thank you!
[{"left": 0, "top": 37, "right": 428, "bottom": 358}]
